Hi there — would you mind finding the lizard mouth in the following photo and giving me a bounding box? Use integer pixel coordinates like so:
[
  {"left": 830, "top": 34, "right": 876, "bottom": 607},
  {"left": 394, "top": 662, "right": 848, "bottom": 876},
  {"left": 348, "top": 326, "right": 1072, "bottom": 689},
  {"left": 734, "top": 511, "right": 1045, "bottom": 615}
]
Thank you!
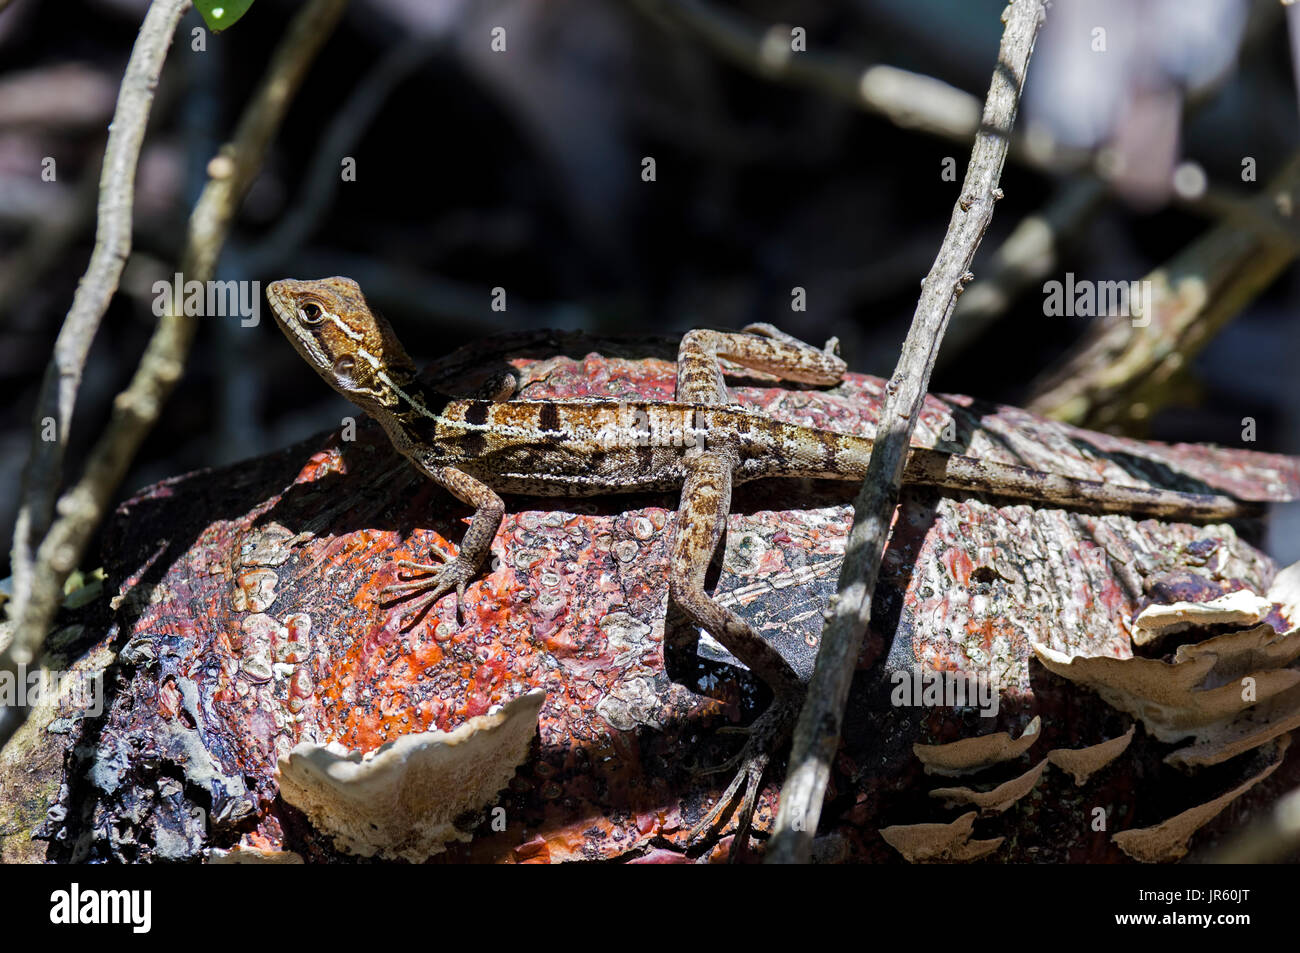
[
  {"left": 265, "top": 279, "right": 333, "bottom": 373},
  {"left": 264, "top": 280, "right": 294, "bottom": 321},
  {"left": 266, "top": 280, "right": 321, "bottom": 338}
]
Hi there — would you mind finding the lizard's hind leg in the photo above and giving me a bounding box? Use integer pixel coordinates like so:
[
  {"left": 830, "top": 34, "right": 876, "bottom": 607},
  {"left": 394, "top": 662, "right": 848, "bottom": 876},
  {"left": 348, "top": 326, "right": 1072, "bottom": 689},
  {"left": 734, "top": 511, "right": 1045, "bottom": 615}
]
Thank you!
[
  {"left": 669, "top": 326, "right": 834, "bottom": 856},
  {"left": 669, "top": 450, "right": 803, "bottom": 858}
]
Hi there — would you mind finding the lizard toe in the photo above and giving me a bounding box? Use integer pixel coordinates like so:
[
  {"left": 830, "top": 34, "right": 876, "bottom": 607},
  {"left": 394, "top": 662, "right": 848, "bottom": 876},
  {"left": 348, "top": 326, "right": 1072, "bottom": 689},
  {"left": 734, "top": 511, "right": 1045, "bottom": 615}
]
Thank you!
[
  {"left": 382, "top": 558, "right": 477, "bottom": 629},
  {"left": 397, "top": 549, "right": 454, "bottom": 571},
  {"left": 685, "top": 694, "right": 799, "bottom": 860},
  {"left": 383, "top": 553, "right": 458, "bottom": 595}
]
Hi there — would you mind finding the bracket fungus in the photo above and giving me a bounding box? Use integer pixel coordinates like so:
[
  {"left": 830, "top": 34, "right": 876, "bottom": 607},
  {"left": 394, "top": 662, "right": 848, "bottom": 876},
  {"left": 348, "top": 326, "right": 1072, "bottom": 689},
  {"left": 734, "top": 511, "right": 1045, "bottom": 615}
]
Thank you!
[
  {"left": 1112, "top": 735, "right": 1290, "bottom": 863},
  {"left": 1032, "top": 627, "right": 1300, "bottom": 764},
  {"left": 1046, "top": 724, "right": 1136, "bottom": 786},
  {"left": 928, "top": 758, "right": 1048, "bottom": 815},
  {"left": 1171, "top": 623, "right": 1300, "bottom": 677},
  {"left": 276, "top": 690, "right": 544, "bottom": 861},
  {"left": 1132, "top": 590, "right": 1274, "bottom": 647},
  {"left": 913, "top": 716, "right": 1041, "bottom": 777},
  {"left": 879, "top": 811, "right": 1004, "bottom": 863},
  {"left": 1162, "top": 685, "right": 1300, "bottom": 770},
  {"left": 1269, "top": 561, "right": 1300, "bottom": 625}
]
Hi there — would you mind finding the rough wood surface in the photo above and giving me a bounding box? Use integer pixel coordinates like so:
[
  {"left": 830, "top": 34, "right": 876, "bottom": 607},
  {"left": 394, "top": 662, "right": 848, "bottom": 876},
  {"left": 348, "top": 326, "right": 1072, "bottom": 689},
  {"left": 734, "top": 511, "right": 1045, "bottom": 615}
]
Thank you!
[{"left": 19, "top": 330, "right": 1300, "bottom": 863}]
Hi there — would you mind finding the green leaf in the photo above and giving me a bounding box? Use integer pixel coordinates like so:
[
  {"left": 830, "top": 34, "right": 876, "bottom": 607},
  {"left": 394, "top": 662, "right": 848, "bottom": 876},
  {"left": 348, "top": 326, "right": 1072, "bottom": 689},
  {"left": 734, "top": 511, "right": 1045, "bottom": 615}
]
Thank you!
[{"left": 195, "top": 0, "right": 256, "bottom": 33}]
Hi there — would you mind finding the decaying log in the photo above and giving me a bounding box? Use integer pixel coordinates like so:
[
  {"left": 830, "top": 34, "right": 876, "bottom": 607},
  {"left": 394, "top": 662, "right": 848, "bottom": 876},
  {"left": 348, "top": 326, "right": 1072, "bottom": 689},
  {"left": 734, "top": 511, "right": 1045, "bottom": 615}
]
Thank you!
[{"left": 8, "top": 330, "right": 1299, "bottom": 863}]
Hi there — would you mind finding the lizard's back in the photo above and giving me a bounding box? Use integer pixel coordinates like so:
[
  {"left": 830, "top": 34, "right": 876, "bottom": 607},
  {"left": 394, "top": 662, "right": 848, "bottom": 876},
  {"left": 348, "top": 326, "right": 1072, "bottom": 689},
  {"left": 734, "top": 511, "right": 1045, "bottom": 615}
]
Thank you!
[{"left": 399, "top": 398, "right": 869, "bottom": 497}]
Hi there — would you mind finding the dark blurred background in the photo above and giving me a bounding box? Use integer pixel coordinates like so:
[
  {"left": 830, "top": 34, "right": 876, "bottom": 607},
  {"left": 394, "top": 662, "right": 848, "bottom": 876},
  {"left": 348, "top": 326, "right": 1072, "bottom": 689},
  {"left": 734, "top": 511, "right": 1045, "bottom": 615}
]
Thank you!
[{"left": 2, "top": 0, "right": 1298, "bottom": 578}]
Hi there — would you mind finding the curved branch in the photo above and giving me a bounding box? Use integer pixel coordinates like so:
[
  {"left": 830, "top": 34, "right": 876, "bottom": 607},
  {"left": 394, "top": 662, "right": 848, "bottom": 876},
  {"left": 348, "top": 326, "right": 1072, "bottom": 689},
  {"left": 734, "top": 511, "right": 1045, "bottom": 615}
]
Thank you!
[
  {"left": 9, "top": 0, "right": 189, "bottom": 643},
  {"left": 0, "top": 0, "right": 352, "bottom": 750},
  {"left": 1026, "top": 152, "right": 1300, "bottom": 430}
]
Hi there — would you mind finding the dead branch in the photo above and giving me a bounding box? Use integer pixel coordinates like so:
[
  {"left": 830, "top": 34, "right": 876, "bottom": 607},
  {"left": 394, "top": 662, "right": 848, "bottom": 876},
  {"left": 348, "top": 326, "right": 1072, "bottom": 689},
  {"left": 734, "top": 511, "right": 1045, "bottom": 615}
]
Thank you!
[
  {"left": 0, "top": 0, "right": 352, "bottom": 750},
  {"left": 767, "top": 0, "right": 1047, "bottom": 864},
  {"left": 9, "top": 0, "right": 189, "bottom": 653},
  {"left": 628, "top": 0, "right": 982, "bottom": 145}
]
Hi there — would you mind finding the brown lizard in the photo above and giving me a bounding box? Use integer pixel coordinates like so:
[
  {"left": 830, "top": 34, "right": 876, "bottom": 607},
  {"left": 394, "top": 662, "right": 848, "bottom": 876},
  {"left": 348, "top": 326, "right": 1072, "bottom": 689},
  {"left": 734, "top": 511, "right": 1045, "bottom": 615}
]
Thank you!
[{"left": 266, "top": 276, "right": 1263, "bottom": 855}]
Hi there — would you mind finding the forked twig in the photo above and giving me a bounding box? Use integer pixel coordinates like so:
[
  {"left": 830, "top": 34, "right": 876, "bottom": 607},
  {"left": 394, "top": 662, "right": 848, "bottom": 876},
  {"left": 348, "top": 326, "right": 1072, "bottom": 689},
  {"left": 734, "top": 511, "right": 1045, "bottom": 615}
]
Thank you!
[
  {"left": 10, "top": 0, "right": 189, "bottom": 653},
  {"left": 0, "top": 0, "right": 352, "bottom": 749}
]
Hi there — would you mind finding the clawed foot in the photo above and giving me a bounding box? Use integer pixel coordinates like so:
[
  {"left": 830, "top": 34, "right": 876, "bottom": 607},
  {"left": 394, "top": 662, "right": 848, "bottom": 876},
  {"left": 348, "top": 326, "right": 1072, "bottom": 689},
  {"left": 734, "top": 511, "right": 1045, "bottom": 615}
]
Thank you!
[
  {"left": 381, "top": 548, "right": 476, "bottom": 628},
  {"left": 686, "top": 694, "right": 799, "bottom": 861}
]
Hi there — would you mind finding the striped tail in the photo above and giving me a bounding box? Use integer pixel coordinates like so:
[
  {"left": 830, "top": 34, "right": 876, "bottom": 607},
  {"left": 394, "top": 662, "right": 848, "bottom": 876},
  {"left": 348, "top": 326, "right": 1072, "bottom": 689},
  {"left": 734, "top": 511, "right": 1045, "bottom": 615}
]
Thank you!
[{"left": 901, "top": 446, "right": 1259, "bottom": 520}]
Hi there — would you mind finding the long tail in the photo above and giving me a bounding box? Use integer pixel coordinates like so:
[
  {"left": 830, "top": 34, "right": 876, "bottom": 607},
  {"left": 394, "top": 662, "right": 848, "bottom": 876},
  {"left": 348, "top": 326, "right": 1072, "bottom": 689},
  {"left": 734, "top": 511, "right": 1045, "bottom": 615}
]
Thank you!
[
  {"left": 734, "top": 411, "right": 1259, "bottom": 520},
  {"left": 901, "top": 446, "right": 1261, "bottom": 521}
]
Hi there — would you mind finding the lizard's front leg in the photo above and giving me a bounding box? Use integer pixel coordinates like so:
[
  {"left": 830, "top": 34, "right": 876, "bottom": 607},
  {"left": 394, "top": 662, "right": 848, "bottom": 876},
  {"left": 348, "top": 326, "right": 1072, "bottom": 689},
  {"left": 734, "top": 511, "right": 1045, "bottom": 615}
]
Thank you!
[{"left": 382, "top": 463, "right": 504, "bottom": 627}]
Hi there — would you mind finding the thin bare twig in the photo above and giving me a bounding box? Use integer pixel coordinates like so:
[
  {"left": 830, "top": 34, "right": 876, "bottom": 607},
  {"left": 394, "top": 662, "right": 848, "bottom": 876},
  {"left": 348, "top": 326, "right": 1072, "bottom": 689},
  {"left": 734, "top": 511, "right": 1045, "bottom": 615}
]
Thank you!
[
  {"left": 0, "top": 0, "right": 352, "bottom": 749},
  {"left": 766, "top": 0, "right": 1047, "bottom": 864},
  {"left": 1182, "top": 180, "right": 1300, "bottom": 252},
  {"left": 630, "top": 0, "right": 1089, "bottom": 179},
  {"left": 940, "top": 0, "right": 1276, "bottom": 370},
  {"left": 9, "top": 0, "right": 189, "bottom": 644}
]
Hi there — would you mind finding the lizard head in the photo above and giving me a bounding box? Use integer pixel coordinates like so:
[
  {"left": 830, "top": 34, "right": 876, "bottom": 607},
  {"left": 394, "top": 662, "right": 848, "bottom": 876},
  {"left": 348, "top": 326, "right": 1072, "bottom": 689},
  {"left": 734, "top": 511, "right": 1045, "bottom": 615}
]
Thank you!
[{"left": 266, "top": 276, "right": 419, "bottom": 410}]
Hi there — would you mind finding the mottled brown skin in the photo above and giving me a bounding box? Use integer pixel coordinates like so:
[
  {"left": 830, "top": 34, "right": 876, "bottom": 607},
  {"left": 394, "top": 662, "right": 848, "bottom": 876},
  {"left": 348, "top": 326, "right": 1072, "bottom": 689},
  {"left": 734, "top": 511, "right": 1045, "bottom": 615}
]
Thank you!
[{"left": 266, "top": 276, "right": 1259, "bottom": 856}]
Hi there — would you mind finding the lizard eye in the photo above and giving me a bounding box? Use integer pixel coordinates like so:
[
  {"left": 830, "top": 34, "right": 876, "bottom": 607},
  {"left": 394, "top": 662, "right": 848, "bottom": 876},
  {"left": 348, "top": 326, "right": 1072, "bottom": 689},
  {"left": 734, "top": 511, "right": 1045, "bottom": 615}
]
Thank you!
[{"left": 299, "top": 300, "right": 325, "bottom": 325}]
